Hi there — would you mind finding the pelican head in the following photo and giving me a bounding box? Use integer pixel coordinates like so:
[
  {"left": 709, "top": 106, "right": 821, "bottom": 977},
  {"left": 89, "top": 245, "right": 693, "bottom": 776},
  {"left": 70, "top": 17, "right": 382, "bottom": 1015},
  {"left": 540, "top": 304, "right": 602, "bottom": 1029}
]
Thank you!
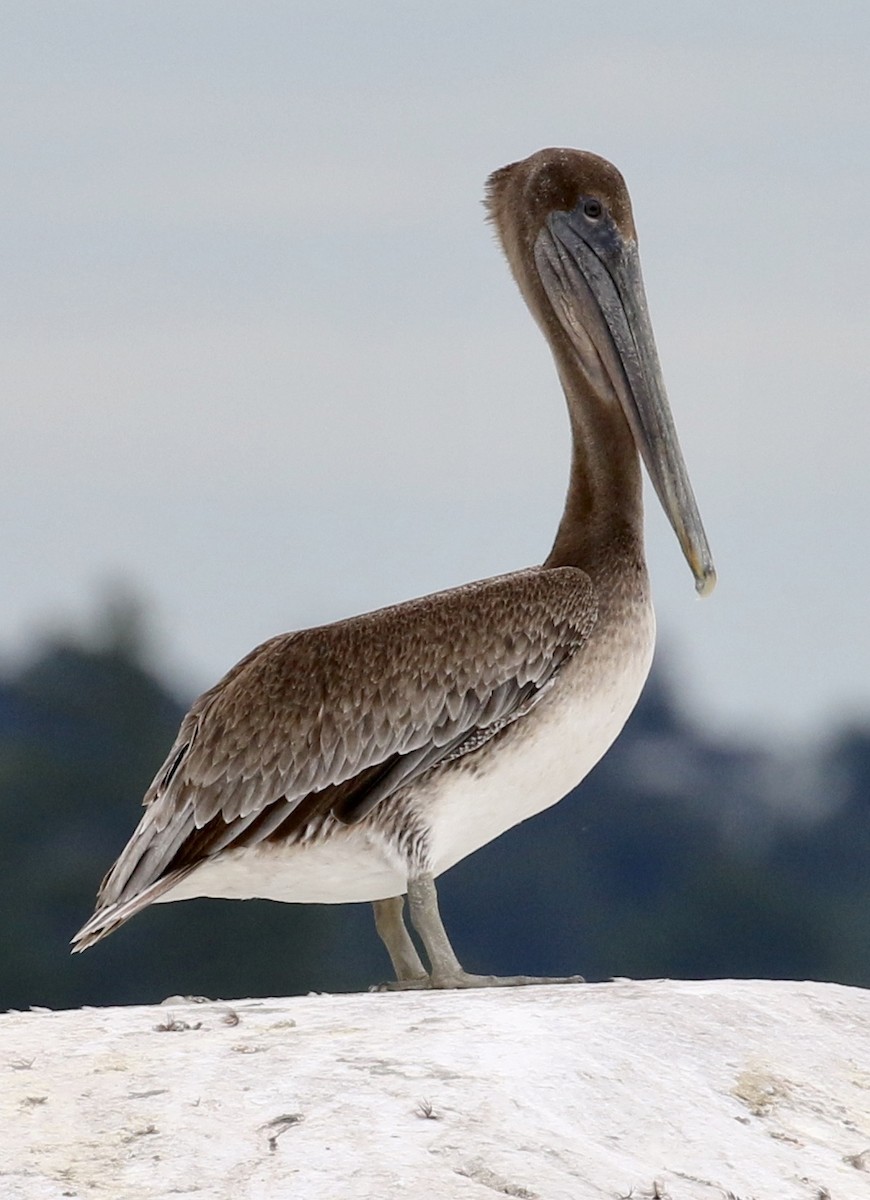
[{"left": 486, "top": 148, "right": 715, "bottom": 596}]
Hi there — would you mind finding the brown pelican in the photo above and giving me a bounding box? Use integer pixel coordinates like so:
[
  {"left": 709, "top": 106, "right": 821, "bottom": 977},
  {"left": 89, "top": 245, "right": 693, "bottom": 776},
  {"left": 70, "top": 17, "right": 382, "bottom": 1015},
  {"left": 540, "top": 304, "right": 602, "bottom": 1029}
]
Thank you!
[{"left": 72, "top": 148, "right": 715, "bottom": 988}]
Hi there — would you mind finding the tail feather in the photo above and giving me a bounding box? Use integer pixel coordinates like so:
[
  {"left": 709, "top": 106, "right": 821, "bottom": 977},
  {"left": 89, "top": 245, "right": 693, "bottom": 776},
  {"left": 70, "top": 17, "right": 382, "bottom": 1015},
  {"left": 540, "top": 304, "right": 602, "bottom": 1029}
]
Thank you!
[{"left": 70, "top": 867, "right": 195, "bottom": 953}]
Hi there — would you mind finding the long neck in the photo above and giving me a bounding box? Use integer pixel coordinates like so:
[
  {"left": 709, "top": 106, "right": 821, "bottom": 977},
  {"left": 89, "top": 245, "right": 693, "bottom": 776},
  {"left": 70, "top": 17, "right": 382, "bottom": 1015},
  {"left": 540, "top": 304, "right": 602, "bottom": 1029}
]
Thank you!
[{"left": 544, "top": 363, "right": 646, "bottom": 586}]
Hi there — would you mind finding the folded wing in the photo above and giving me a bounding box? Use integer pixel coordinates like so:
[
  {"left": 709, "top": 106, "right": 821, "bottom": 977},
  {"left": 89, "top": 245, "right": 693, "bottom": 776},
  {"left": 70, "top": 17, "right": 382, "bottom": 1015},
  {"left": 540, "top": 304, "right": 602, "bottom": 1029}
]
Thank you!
[{"left": 72, "top": 565, "right": 596, "bottom": 949}]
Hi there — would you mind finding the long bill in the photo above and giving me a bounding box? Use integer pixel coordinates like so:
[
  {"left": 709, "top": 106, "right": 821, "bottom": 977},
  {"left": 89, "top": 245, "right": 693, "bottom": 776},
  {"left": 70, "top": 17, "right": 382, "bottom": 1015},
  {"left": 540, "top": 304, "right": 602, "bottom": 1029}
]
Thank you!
[{"left": 534, "top": 208, "right": 716, "bottom": 596}]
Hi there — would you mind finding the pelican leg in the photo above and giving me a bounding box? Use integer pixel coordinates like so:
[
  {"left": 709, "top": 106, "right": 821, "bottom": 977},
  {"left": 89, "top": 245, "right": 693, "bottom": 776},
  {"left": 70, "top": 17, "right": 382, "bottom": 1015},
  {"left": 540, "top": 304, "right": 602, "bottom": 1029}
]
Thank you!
[
  {"left": 387, "top": 873, "right": 586, "bottom": 990},
  {"left": 372, "top": 896, "right": 427, "bottom": 982}
]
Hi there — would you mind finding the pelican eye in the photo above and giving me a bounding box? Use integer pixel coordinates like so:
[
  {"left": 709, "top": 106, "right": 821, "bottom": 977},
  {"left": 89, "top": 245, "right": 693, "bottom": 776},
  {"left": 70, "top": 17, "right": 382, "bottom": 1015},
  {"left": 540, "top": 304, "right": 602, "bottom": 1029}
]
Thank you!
[{"left": 583, "top": 197, "right": 603, "bottom": 220}]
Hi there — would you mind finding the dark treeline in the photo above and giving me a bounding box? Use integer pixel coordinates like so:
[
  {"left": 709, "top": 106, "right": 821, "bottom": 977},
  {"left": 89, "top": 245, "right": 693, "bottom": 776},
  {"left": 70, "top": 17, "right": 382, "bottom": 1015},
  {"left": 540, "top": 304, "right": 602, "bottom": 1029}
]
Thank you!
[{"left": 2, "top": 605, "right": 868, "bottom": 1010}]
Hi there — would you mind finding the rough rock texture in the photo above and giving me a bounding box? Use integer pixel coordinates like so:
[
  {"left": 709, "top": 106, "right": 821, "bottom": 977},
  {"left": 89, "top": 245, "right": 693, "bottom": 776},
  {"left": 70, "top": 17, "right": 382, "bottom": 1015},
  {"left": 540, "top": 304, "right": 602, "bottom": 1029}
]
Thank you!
[{"left": 2, "top": 979, "right": 869, "bottom": 1199}]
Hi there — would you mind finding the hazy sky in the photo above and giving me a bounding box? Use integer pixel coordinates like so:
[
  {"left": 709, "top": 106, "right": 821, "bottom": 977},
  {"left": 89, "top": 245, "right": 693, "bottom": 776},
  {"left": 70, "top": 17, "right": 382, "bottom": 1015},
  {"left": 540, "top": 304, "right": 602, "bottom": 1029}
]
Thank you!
[{"left": 3, "top": 2, "right": 869, "bottom": 739}]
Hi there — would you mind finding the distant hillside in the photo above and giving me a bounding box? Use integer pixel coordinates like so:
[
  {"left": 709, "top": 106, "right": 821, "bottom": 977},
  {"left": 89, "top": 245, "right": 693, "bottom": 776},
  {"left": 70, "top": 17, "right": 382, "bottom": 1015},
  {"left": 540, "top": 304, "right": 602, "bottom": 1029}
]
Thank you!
[{"left": 2, "top": 604, "right": 869, "bottom": 1009}]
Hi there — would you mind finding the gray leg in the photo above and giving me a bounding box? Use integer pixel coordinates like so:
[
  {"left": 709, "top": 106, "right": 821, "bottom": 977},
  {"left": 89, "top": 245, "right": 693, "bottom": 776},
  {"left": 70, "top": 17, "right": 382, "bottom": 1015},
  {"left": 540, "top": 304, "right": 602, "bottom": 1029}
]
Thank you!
[
  {"left": 372, "top": 896, "right": 427, "bottom": 982},
  {"left": 386, "top": 872, "right": 586, "bottom": 990}
]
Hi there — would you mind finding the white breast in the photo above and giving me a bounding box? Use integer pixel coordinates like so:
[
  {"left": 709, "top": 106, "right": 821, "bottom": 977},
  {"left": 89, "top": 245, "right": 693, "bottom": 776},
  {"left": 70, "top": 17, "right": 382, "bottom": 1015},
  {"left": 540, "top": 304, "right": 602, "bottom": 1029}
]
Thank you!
[{"left": 422, "top": 604, "right": 655, "bottom": 876}]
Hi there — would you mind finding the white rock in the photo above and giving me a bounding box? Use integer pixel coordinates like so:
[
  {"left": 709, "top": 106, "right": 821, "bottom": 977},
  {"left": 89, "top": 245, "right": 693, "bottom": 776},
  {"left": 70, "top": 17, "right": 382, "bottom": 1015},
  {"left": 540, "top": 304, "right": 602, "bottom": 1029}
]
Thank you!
[{"left": 1, "top": 979, "right": 869, "bottom": 1199}]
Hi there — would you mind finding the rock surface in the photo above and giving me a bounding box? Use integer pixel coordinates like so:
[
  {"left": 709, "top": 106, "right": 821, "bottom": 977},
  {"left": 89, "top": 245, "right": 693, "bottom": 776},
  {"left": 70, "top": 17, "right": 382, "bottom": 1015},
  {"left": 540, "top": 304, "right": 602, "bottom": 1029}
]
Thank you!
[{"left": 2, "top": 978, "right": 869, "bottom": 1199}]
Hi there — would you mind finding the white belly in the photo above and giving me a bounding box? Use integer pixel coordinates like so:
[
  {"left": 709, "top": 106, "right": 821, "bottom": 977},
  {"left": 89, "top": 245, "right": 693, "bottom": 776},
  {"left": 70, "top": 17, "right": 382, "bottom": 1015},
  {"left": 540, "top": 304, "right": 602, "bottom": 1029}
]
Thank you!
[
  {"left": 160, "top": 602, "right": 655, "bottom": 907},
  {"left": 160, "top": 826, "right": 410, "bottom": 905}
]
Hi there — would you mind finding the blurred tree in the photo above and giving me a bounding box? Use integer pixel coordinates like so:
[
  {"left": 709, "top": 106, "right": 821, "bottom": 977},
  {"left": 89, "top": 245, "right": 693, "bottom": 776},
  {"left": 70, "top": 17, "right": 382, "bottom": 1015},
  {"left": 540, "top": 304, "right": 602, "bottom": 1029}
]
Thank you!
[
  {"left": 1, "top": 598, "right": 868, "bottom": 1010},
  {"left": 439, "top": 669, "right": 866, "bottom": 987},
  {"left": 0, "top": 598, "right": 380, "bottom": 1010},
  {"left": 769, "top": 725, "right": 870, "bottom": 987}
]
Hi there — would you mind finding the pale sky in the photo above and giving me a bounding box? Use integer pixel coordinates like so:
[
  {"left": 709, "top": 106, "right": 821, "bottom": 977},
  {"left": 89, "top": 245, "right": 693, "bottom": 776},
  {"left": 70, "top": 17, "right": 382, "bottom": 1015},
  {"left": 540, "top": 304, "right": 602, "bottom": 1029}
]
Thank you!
[{"left": 3, "top": 1, "right": 869, "bottom": 739}]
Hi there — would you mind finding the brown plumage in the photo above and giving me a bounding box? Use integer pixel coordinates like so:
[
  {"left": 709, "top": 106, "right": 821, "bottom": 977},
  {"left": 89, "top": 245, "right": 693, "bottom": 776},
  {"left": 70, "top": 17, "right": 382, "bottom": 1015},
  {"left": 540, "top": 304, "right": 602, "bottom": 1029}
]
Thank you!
[
  {"left": 73, "top": 148, "right": 714, "bottom": 987},
  {"left": 75, "top": 569, "right": 595, "bottom": 946}
]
